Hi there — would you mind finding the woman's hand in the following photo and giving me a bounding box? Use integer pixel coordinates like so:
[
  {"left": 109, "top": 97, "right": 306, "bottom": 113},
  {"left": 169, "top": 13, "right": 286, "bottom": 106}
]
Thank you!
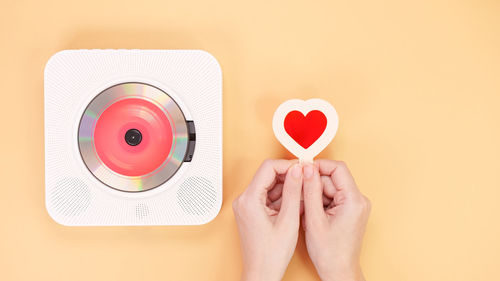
[
  {"left": 233, "top": 159, "right": 303, "bottom": 281},
  {"left": 302, "top": 160, "right": 371, "bottom": 281}
]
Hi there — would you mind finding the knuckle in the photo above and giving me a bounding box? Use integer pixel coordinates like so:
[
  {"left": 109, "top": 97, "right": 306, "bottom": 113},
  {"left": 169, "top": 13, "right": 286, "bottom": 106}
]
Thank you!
[
  {"left": 336, "top": 160, "right": 347, "bottom": 168},
  {"left": 237, "top": 196, "right": 252, "bottom": 213},
  {"left": 352, "top": 196, "right": 364, "bottom": 208},
  {"left": 354, "top": 195, "right": 371, "bottom": 213},
  {"left": 261, "top": 158, "right": 274, "bottom": 169}
]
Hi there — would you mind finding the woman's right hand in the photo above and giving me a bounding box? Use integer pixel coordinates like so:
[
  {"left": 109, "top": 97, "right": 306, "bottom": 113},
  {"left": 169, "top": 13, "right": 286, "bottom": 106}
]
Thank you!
[{"left": 302, "top": 159, "right": 371, "bottom": 281}]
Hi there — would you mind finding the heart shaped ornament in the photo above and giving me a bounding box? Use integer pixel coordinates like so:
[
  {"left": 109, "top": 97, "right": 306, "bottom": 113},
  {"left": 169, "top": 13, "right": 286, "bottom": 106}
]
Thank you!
[{"left": 273, "top": 99, "right": 339, "bottom": 163}]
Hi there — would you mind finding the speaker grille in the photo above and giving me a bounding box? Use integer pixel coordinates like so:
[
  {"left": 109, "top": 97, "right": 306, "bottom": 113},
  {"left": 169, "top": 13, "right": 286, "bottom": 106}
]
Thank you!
[
  {"left": 177, "top": 177, "right": 216, "bottom": 215},
  {"left": 49, "top": 178, "right": 90, "bottom": 217},
  {"left": 135, "top": 203, "right": 149, "bottom": 219}
]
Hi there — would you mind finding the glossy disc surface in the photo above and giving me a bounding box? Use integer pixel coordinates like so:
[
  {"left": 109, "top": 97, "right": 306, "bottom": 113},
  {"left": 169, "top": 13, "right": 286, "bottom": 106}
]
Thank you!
[{"left": 78, "top": 83, "right": 188, "bottom": 192}]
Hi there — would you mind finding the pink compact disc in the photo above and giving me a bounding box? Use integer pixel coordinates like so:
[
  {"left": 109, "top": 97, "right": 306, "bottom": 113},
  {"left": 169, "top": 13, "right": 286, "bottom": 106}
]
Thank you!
[
  {"left": 78, "top": 83, "right": 189, "bottom": 192},
  {"left": 93, "top": 98, "right": 173, "bottom": 177}
]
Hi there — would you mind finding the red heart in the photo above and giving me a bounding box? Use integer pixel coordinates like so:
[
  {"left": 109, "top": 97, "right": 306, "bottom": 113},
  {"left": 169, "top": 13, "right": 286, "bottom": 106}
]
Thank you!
[{"left": 284, "top": 110, "right": 327, "bottom": 149}]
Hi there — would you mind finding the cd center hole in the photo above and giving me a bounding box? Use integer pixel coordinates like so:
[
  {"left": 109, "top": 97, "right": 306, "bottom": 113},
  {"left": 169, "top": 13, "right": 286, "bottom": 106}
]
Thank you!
[{"left": 125, "top": 129, "right": 142, "bottom": 146}]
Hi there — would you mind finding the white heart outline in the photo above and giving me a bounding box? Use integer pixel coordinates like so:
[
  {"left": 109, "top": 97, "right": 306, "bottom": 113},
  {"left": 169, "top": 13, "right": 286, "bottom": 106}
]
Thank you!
[{"left": 272, "top": 98, "right": 339, "bottom": 163}]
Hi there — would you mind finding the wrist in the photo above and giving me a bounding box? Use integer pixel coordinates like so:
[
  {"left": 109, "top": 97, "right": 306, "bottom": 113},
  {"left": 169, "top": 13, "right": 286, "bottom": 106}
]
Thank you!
[
  {"left": 241, "top": 267, "right": 284, "bottom": 281},
  {"left": 317, "top": 263, "right": 364, "bottom": 281}
]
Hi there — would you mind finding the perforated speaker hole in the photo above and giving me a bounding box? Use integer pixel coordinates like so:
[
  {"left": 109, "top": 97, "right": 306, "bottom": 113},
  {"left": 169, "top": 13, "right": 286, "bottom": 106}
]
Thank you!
[
  {"left": 177, "top": 177, "right": 216, "bottom": 216},
  {"left": 49, "top": 178, "right": 90, "bottom": 217},
  {"left": 135, "top": 203, "right": 149, "bottom": 219}
]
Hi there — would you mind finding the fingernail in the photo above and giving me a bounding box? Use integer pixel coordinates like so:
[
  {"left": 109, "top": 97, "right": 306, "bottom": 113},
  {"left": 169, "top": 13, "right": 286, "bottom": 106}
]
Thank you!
[
  {"left": 303, "top": 164, "right": 314, "bottom": 179},
  {"left": 291, "top": 164, "right": 302, "bottom": 179}
]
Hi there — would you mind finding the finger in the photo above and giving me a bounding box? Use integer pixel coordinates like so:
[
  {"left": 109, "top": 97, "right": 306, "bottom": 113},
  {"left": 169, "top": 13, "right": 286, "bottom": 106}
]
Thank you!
[
  {"left": 322, "top": 194, "right": 332, "bottom": 206},
  {"left": 303, "top": 163, "right": 327, "bottom": 226},
  {"left": 326, "top": 205, "right": 340, "bottom": 216},
  {"left": 247, "top": 159, "right": 296, "bottom": 200},
  {"left": 315, "top": 159, "right": 359, "bottom": 196},
  {"left": 321, "top": 175, "right": 336, "bottom": 198},
  {"left": 268, "top": 197, "right": 282, "bottom": 211},
  {"left": 267, "top": 183, "right": 284, "bottom": 202},
  {"left": 277, "top": 164, "right": 303, "bottom": 225},
  {"left": 265, "top": 207, "right": 279, "bottom": 216},
  {"left": 277, "top": 173, "right": 286, "bottom": 183}
]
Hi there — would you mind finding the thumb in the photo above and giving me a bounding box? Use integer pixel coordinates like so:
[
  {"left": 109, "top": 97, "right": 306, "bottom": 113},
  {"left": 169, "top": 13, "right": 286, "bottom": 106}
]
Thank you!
[
  {"left": 303, "top": 163, "right": 327, "bottom": 228},
  {"left": 277, "top": 164, "right": 303, "bottom": 226}
]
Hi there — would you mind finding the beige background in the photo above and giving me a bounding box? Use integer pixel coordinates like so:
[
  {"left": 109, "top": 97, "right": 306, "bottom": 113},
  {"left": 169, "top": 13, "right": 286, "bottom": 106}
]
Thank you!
[{"left": 1, "top": 0, "right": 500, "bottom": 280}]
